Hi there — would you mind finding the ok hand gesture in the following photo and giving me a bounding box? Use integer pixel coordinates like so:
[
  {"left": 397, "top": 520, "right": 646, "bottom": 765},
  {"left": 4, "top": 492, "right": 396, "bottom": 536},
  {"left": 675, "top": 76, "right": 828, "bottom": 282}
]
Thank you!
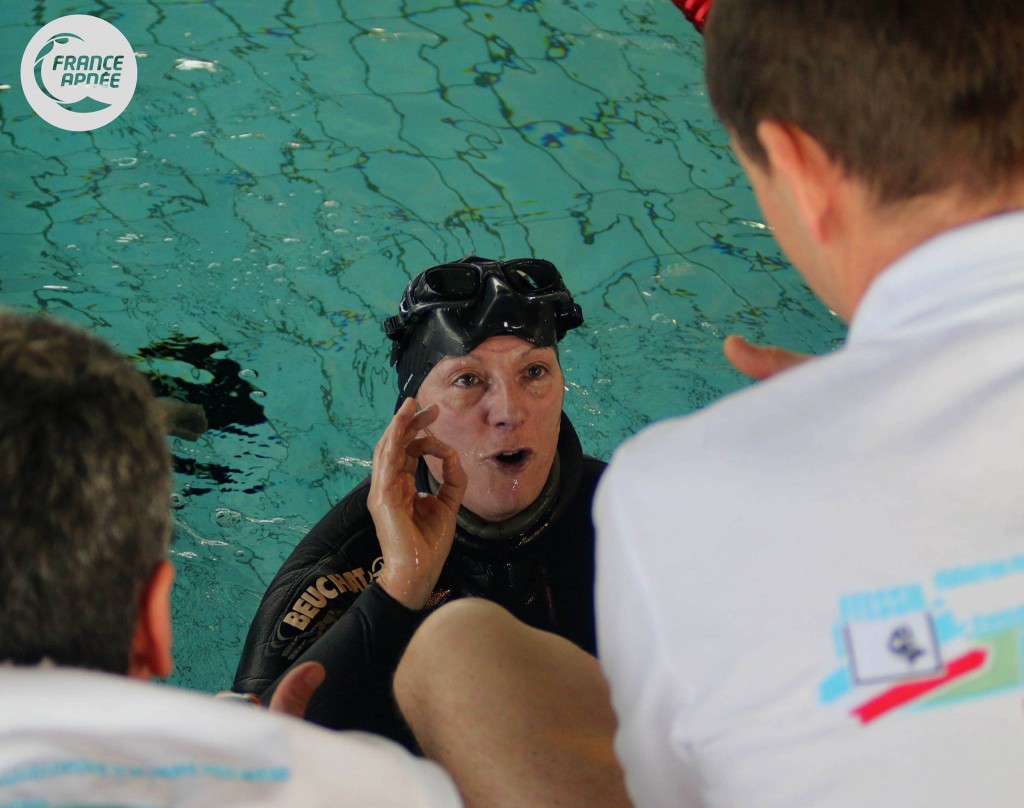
[{"left": 368, "top": 398, "right": 468, "bottom": 610}]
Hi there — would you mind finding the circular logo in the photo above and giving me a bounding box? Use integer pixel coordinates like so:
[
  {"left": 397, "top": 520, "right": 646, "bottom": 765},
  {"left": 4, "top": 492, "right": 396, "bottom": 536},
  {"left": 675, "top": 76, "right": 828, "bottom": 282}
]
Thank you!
[{"left": 20, "top": 15, "right": 137, "bottom": 132}]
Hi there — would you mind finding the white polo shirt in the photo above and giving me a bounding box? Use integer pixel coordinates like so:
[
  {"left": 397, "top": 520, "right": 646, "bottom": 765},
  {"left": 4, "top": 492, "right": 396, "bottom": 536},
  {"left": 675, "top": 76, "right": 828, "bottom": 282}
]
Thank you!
[
  {"left": 596, "top": 211, "right": 1024, "bottom": 808},
  {"left": 0, "top": 665, "right": 461, "bottom": 807}
]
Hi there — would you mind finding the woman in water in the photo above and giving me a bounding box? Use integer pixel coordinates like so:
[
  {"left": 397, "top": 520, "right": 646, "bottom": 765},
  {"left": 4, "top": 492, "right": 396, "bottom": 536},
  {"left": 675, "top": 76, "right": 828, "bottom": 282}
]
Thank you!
[{"left": 233, "top": 255, "right": 605, "bottom": 747}]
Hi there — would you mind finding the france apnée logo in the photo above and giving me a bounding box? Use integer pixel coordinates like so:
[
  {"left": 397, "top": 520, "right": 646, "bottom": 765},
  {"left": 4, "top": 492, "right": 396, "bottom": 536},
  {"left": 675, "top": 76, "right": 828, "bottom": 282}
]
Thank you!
[{"left": 20, "top": 15, "right": 138, "bottom": 132}]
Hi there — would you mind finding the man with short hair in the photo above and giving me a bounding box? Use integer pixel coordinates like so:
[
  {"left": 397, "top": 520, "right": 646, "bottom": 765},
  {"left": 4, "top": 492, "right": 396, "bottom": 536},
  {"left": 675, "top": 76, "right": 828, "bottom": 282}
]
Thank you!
[
  {"left": 393, "top": 1, "right": 1024, "bottom": 806},
  {"left": 595, "top": 5, "right": 1024, "bottom": 805},
  {"left": 0, "top": 311, "right": 460, "bottom": 807}
]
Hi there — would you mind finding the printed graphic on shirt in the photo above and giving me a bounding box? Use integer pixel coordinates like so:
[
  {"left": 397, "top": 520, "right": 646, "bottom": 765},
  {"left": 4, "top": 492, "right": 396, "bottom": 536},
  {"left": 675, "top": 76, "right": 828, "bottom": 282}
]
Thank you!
[
  {"left": 844, "top": 613, "right": 943, "bottom": 685},
  {"left": 820, "top": 554, "right": 1024, "bottom": 724}
]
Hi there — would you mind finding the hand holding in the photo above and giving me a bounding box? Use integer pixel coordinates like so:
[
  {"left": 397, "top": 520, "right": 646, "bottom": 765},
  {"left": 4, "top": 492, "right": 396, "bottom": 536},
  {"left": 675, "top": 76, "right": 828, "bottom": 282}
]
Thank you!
[{"left": 368, "top": 398, "right": 468, "bottom": 610}]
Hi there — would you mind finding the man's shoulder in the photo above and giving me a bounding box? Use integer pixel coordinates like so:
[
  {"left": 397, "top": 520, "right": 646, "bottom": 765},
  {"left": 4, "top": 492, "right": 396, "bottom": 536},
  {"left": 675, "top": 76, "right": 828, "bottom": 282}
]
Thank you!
[
  {"left": 596, "top": 350, "right": 874, "bottom": 517},
  {"left": 0, "top": 666, "right": 461, "bottom": 806},
  {"left": 618, "top": 348, "right": 866, "bottom": 463}
]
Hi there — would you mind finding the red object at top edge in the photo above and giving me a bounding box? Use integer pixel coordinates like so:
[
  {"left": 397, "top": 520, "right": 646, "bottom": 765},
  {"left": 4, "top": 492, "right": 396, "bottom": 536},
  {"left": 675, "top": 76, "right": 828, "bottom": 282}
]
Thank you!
[{"left": 670, "top": 0, "right": 713, "bottom": 32}]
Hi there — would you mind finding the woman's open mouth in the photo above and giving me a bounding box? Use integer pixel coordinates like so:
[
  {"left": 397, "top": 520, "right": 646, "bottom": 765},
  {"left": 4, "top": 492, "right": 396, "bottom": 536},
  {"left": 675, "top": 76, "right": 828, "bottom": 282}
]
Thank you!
[{"left": 489, "top": 448, "right": 532, "bottom": 472}]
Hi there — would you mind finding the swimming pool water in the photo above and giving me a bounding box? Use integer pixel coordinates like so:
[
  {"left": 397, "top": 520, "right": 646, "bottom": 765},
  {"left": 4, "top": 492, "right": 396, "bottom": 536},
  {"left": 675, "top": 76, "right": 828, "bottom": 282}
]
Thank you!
[{"left": 0, "top": 1, "right": 846, "bottom": 692}]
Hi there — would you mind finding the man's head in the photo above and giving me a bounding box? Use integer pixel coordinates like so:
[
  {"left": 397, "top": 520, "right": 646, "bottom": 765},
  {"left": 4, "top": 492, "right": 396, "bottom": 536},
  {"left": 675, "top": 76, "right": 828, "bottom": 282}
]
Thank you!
[
  {"left": 705, "top": 0, "right": 1024, "bottom": 206},
  {"left": 0, "top": 311, "right": 174, "bottom": 678}
]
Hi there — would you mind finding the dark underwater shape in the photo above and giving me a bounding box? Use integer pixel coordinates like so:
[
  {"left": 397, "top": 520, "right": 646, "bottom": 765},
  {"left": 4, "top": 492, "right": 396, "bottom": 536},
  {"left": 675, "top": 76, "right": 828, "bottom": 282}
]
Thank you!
[{"left": 138, "top": 335, "right": 268, "bottom": 431}]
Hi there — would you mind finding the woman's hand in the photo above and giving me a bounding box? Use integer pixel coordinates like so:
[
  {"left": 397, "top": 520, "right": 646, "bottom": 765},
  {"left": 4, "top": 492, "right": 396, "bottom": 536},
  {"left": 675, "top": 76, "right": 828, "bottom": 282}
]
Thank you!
[{"left": 368, "top": 398, "right": 468, "bottom": 610}]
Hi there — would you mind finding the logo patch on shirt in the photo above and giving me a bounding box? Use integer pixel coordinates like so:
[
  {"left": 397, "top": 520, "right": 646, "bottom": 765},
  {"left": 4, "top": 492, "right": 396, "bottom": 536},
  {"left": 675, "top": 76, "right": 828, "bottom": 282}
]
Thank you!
[
  {"left": 844, "top": 613, "right": 942, "bottom": 685},
  {"left": 819, "top": 564, "right": 1024, "bottom": 724}
]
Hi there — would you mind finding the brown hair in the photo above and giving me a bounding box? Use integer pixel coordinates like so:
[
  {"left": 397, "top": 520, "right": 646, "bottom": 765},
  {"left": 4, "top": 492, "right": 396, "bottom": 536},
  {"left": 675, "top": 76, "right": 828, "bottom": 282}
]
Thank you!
[
  {"left": 705, "top": 0, "right": 1024, "bottom": 203},
  {"left": 0, "top": 311, "right": 172, "bottom": 674}
]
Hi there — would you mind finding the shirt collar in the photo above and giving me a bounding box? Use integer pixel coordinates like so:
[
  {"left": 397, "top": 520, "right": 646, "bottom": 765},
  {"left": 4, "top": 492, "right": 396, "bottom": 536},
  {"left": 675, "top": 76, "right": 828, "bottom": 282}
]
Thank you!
[{"left": 848, "top": 209, "right": 1024, "bottom": 345}]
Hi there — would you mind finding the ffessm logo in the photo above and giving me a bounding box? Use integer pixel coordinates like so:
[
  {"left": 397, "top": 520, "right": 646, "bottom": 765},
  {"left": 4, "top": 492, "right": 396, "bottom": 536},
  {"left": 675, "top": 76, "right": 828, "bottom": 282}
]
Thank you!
[{"left": 20, "top": 15, "right": 137, "bottom": 132}]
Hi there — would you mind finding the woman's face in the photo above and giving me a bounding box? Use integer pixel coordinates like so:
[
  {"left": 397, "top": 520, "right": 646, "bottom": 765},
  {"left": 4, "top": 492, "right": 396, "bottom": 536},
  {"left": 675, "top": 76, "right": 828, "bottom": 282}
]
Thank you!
[{"left": 415, "top": 335, "right": 564, "bottom": 523}]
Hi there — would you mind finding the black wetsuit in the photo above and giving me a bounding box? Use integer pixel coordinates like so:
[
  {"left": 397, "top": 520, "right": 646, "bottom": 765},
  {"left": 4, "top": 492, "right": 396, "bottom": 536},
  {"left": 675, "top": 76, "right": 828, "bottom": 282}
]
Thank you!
[{"left": 233, "top": 412, "right": 605, "bottom": 748}]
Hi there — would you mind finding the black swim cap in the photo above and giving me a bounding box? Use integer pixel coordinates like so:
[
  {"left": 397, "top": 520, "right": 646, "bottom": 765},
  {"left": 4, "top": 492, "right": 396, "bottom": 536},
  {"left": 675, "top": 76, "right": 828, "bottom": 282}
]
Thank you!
[{"left": 385, "top": 255, "right": 583, "bottom": 403}]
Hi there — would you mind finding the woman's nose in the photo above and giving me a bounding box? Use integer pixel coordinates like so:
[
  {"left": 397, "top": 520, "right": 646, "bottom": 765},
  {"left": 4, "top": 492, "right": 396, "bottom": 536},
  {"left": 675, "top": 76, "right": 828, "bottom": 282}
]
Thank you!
[{"left": 485, "top": 378, "right": 527, "bottom": 428}]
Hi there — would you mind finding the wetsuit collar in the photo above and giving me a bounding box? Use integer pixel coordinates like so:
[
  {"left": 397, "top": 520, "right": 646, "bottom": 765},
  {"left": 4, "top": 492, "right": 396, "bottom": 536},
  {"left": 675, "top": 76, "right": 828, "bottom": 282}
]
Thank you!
[{"left": 427, "top": 453, "right": 561, "bottom": 541}]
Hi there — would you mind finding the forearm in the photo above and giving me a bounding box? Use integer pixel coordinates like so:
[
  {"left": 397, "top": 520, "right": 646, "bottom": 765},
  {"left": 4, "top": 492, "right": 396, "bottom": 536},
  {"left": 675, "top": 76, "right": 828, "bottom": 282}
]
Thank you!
[{"left": 261, "top": 582, "right": 423, "bottom": 736}]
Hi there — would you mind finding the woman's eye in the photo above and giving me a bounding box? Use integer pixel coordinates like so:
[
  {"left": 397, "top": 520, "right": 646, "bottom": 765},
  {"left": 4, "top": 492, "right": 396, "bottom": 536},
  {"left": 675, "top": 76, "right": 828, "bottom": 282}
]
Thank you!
[
  {"left": 454, "top": 373, "right": 479, "bottom": 387},
  {"left": 525, "top": 364, "right": 548, "bottom": 380}
]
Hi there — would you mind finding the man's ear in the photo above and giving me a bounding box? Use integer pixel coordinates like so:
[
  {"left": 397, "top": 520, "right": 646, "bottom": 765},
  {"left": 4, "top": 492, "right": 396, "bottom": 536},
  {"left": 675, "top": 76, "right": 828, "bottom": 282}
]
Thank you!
[
  {"left": 756, "top": 120, "right": 843, "bottom": 243},
  {"left": 128, "top": 559, "right": 175, "bottom": 680}
]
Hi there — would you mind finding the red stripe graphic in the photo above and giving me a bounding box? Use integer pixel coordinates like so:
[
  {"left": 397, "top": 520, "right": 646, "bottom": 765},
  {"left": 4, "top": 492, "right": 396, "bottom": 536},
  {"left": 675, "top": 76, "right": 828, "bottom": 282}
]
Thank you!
[{"left": 851, "top": 649, "right": 988, "bottom": 725}]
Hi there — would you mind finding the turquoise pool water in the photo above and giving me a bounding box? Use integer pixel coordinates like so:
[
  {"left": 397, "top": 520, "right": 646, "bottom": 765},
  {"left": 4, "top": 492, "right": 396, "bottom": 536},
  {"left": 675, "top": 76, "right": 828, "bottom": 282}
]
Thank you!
[{"left": 0, "top": 1, "right": 846, "bottom": 692}]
